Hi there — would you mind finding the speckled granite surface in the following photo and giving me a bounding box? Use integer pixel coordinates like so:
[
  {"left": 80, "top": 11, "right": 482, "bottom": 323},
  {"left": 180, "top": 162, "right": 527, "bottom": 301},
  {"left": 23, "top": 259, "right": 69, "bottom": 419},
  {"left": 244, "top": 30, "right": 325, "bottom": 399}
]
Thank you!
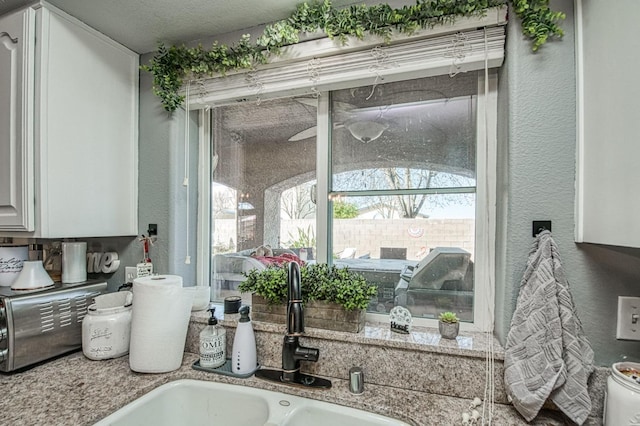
[
  {"left": 190, "top": 311, "right": 608, "bottom": 421},
  {"left": 0, "top": 351, "right": 575, "bottom": 426},
  {"left": 0, "top": 314, "right": 608, "bottom": 426}
]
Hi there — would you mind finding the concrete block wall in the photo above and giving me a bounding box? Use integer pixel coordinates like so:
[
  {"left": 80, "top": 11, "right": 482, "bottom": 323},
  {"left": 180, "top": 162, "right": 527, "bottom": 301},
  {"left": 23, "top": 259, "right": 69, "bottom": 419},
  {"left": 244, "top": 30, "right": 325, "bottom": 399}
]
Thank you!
[{"left": 283, "top": 218, "right": 475, "bottom": 260}]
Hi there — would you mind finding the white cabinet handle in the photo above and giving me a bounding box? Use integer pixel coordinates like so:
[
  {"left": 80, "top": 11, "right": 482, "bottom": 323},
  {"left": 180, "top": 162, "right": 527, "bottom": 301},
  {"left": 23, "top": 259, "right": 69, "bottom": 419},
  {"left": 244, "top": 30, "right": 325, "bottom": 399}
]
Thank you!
[{"left": 0, "top": 32, "right": 18, "bottom": 44}]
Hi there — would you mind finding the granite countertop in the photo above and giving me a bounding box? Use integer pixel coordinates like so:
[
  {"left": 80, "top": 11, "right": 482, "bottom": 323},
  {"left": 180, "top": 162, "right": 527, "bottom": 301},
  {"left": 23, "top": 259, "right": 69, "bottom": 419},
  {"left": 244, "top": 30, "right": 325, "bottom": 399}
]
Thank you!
[{"left": 0, "top": 351, "right": 571, "bottom": 426}]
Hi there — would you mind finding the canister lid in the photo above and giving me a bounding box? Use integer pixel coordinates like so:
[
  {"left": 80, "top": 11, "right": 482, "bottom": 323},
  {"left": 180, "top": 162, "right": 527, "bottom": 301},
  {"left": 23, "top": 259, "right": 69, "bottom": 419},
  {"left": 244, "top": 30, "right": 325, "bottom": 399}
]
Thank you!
[
  {"left": 224, "top": 295, "right": 242, "bottom": 314},
  {"left": 612, "top": 362, "right": 640, "bottom": 388}
]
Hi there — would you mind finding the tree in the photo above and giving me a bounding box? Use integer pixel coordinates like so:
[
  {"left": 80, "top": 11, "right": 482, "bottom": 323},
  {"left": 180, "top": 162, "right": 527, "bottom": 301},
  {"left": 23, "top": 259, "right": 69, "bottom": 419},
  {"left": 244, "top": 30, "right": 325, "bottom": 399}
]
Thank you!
[
  {"left": 338, "top": 167, "right": 474, "bottom": 219},
  {"left": 333, "top": 201, "right": 358, "bottom": 218},
  {"left": 281, "top": 182, "right": 315, "bottom": 219},
  {"left": 382, "top": 168, "right": 432, "bottom": 218},
  {"left": 212, "top": 184, "right": 236, "bottom": 217}
]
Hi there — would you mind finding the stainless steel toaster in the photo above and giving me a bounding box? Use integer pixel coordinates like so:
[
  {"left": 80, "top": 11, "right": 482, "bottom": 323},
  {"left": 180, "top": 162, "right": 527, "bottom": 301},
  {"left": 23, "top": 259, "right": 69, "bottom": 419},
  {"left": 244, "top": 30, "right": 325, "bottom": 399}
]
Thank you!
[{"left": 0, "top": 280, "right": 107, "bottom": 372}]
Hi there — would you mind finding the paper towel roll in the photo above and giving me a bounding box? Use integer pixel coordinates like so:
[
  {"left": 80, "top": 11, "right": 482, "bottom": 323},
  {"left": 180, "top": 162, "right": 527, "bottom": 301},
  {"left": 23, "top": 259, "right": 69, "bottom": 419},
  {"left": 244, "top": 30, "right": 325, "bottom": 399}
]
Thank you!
[{"left": 129, "top": 275, "right": 192, "bottom": 373}]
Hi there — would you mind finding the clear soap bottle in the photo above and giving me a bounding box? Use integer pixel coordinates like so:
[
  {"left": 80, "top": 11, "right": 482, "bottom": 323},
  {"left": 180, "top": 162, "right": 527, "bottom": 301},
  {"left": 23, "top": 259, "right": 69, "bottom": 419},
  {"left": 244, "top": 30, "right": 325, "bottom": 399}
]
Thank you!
[{"left": 200, "top": 307, "right": 226, "bottom": 368}]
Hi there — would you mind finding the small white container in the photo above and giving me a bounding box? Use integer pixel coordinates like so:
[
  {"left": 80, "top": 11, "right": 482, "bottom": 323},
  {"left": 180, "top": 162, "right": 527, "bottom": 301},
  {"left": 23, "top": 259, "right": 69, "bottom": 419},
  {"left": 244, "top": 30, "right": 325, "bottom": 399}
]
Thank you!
[
  {"left": 603, "top": 361, "right": 640, "bottom": 425},
  {"left": 82, "top": 291, "right": 133, "bottom": 360},
  {"left": 185, "top": 285, "right": 210, "bottom": 311}
]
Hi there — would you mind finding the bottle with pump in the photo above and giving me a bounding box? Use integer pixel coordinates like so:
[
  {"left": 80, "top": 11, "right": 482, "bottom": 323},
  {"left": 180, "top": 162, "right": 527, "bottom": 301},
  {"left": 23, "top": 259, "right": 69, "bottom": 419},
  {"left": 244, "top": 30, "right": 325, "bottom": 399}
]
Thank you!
[
  {"left": 200, "top": 307, "right": 226, "bottom": 368},
  {"left": 232, "top": 305, "right": 257, "bottom": 374}
]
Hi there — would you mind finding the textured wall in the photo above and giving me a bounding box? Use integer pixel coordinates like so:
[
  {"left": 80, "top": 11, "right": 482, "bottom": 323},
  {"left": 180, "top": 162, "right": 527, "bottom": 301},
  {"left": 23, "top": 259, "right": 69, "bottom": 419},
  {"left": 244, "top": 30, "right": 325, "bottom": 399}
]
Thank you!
[
  {"left": 137, "top": 54, "right": 199, "bottom": 285},
  {"left": 495, "top": 0, "right": 640, "bottom": 366},
  {"left": 137, "top": 1, "right": 640, "bottom": 366}
]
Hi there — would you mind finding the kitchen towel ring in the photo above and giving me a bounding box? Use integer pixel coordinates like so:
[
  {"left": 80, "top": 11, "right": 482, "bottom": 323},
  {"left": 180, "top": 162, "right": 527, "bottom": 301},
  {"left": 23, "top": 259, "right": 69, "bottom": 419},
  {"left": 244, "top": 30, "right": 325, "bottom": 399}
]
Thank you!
[{"left": 0, "top": 32, "right": 18, "bottom": 44}]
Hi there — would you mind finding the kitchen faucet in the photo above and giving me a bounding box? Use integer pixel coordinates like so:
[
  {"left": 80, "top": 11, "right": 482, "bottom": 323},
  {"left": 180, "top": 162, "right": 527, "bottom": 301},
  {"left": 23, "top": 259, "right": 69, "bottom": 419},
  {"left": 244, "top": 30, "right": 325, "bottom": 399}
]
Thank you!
[{"left": 255, "top": 261, "right": 331, "bottom": 388}]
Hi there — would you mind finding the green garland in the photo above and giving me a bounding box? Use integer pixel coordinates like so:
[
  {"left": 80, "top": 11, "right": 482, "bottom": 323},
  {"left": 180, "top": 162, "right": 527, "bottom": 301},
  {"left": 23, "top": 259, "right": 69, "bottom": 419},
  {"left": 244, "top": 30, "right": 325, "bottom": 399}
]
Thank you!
[{"left": 142, "top": 0, "right": 565, "bottom": 112}]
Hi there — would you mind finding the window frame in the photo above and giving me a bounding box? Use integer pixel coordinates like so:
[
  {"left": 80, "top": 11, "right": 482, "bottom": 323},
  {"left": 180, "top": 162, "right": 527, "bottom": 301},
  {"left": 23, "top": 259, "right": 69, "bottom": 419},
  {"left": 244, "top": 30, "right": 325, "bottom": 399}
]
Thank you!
[
  {"left": 313, "top": 73, "right": 497, "bottom": 332},
  {"left": 196, "top": 24, "right": 501, "bottom": 332}
]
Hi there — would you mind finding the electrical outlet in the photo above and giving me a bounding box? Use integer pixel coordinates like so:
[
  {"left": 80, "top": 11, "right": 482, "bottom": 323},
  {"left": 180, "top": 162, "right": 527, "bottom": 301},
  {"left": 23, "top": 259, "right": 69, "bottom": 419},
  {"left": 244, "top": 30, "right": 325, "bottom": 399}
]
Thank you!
[
  {"left": 616, "top": 296, "right": 640, "bottom": 341},
  {"left": 125, "top": 267, "right": 137, "bottom": 284}
]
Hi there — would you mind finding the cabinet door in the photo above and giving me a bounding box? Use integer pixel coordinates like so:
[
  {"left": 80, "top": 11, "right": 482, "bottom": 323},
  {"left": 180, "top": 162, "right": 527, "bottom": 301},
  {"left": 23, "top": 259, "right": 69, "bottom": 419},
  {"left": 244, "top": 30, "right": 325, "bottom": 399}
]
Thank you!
[
  {"left": 0, "top": 9, "right": 34, "bottom": 231},
  {"left": 36, "top": 8, "right": 138, "bottom": 237},
  {"left": 576, "top": 1, "right": 640, "bottom": 247}
]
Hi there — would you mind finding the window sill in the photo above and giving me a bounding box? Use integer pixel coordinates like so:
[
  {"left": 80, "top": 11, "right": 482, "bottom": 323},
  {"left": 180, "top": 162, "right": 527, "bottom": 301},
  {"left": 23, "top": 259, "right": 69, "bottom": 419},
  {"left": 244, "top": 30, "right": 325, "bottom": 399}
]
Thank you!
[{"left": 191, "top": 308, "right": 504, "bottom": 361}]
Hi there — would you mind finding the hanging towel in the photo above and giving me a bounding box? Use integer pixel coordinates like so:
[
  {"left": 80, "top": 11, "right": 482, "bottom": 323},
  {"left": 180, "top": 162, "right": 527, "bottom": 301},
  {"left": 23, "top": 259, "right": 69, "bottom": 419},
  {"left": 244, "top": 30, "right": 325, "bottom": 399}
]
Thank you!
[{"left": 504, "top": 230, "right": 594, "bottom": 425}]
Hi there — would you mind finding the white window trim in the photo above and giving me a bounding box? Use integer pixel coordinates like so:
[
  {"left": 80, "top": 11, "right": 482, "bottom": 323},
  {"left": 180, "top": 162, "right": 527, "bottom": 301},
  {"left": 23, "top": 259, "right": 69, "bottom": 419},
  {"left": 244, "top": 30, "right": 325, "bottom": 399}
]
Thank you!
[{"left": 196, "top": 14, "right": 503, "bottom": 332}]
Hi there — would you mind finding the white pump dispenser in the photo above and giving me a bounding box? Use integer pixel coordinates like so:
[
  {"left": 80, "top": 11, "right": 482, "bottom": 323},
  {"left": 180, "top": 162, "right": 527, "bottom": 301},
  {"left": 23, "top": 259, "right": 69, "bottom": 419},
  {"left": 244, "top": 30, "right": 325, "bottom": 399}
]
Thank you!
[{"left": 231, "top": 305, "right": 257, "bottom": 374}]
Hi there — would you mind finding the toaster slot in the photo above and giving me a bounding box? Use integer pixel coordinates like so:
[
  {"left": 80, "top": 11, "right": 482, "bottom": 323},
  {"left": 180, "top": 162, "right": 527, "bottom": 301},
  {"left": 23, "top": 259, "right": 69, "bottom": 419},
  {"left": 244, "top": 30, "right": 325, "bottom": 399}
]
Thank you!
[
  {"left": 74, "top": 292, "right": 99, "bottom": 323},
  {"left": 58, "top": 298, "right": 72, "bottom": 327},
  {"left": 39, "top": 301, "right": 55, "bottom": 332}
]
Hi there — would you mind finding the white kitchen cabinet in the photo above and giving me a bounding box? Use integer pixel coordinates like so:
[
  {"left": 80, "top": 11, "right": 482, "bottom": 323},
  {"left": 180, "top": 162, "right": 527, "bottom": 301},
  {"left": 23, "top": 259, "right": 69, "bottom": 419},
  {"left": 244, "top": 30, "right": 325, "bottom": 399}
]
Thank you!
[
  {"left": 575, "top": 0, "right": 640, "bottom": 248},
  {"left": 0, "top": 3, "right": 138, "bottom": 238},
  {"left": 0, "top": 8, "right": 34, "bottom": 232}
]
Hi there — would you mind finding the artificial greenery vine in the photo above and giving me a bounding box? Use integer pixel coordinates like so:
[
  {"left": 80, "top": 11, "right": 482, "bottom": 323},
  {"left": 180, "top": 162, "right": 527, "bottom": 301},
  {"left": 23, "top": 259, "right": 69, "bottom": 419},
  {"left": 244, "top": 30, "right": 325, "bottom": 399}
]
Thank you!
[
  {"left": 511, "top": 0, "right": 565, "bottom": 51},
  {"left": 142, "top": 0, "right": 565, "bottom": 112}
]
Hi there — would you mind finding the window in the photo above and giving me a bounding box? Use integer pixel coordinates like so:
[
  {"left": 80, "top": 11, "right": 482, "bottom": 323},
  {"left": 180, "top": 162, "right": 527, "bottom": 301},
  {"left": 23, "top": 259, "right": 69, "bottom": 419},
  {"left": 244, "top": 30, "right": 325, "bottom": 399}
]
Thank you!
[
  {"left": 199, "top": 24, "right": 502, "bottom": 331},
  {"left": 328, "top": 74, "right": 478, "bottom": 321},
  {"left": 207, "top": 70, "right": 496, "bottom": 330},
  {"left": 209, "top": 98, "right": 317, "bottom": 306}
]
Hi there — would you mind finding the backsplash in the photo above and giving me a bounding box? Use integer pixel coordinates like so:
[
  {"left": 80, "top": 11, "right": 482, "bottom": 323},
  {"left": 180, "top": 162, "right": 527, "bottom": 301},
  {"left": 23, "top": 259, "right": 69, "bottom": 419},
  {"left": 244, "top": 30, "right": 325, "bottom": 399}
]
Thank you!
[{"left": 186, "top": 314, "right": 609, "bottom": 421}]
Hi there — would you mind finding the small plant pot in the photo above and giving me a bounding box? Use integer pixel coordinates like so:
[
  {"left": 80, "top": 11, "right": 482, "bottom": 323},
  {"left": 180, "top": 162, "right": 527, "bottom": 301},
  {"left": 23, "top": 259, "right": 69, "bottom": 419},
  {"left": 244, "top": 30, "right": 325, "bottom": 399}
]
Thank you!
[{"left": 438, "top": 321, "right": 459, "bottom": 339}]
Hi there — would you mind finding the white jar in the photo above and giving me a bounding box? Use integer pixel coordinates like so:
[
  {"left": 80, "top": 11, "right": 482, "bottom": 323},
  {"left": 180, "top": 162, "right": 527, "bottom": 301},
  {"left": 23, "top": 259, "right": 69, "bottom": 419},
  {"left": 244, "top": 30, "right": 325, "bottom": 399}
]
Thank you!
[
  {"left": 604, "top": 361, "right": 640, "bottom": 425},
  {"left": 82, "top": 292, "right": 132, "bottom": 360}
]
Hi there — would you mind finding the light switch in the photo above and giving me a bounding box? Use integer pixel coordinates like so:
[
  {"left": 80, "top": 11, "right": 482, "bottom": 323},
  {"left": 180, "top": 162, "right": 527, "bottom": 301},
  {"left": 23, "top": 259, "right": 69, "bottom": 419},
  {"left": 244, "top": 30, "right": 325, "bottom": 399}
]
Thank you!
[{"left": 616, "top": 296, "right": 640, "bottom": 341}]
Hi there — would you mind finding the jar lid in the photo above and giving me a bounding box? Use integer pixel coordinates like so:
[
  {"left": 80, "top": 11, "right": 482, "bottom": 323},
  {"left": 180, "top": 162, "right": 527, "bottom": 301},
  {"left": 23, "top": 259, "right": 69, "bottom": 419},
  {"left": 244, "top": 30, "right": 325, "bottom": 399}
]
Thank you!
[
  {"left": 612, "top": 362, "right": 640, "bottom": 388},
  {"left": 87, "top": 303, "right": 132, "bottom": 315}
]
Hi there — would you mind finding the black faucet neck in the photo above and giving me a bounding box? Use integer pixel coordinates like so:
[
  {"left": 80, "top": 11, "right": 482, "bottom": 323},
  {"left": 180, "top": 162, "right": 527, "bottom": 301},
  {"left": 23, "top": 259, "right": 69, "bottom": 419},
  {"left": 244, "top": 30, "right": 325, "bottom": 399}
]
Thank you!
[{"left": 287, "top": 261, "right": 304, "bottom": 335}]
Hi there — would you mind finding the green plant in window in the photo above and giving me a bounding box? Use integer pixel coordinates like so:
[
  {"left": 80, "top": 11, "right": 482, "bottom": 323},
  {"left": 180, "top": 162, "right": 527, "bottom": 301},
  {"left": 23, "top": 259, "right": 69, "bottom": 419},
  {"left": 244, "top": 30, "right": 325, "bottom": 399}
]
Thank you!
[
  {"left": 239, "top": 263, "right": 376, "bottom": 310},
  {"left": 438, "top": 311, "right": 459, "bottom": 324},
  {"left": 333, "top": 201, "right": 358, "bottom": 218},
  {"left": 142, "top": 0, "right": 565, "bottom": 112}
]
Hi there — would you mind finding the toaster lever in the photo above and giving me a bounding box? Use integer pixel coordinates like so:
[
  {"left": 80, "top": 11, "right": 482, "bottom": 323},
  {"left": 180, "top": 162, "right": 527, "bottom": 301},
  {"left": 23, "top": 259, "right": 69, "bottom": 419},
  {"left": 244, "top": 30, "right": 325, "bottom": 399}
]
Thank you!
[
  {"left": 0, "top": 349, "right": 6, "bottom": 362},
  {"left": 0, "top": 327, "right": 5, "bottom": 342}
]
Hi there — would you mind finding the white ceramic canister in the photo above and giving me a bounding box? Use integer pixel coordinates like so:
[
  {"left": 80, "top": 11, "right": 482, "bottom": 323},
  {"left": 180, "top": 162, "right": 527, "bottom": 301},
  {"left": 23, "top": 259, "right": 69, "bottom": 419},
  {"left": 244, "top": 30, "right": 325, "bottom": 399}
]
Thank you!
[
  {"left": 0, "top": 246, "right": 29, "bottom": 287},
  {"left": 603, "top": 361, "right": 640, "bottom": 425},
  {"left": 0, "top": 245, "right": 29, "bottom": 287},
  {"left": 82, "top": 292, "right": 133, "bottom": 360}
]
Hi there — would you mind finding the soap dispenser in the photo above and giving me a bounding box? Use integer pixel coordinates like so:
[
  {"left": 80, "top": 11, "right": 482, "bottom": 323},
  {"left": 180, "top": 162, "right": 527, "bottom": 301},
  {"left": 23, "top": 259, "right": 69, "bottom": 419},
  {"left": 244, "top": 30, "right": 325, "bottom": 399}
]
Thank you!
[
  {"left": 231, "top": 305, "right": 257, "bottom": 374},
  {"left": 200, "top": 307, "right": 226, "bottom": 368}
]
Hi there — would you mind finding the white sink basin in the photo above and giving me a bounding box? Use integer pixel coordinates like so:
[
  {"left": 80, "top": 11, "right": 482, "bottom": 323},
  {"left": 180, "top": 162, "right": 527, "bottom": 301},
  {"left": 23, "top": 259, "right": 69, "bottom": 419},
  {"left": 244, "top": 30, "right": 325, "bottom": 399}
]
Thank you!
[{"left": 94, "top": 379, "right": 410, "bottom": 426}]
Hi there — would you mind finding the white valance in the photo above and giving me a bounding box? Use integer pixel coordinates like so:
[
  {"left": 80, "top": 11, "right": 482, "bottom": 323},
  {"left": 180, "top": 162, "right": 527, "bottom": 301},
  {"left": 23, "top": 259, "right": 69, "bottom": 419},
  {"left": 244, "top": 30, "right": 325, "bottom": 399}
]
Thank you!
[{"left": 187, "top": 6, "right": 507, "bottom": 109}]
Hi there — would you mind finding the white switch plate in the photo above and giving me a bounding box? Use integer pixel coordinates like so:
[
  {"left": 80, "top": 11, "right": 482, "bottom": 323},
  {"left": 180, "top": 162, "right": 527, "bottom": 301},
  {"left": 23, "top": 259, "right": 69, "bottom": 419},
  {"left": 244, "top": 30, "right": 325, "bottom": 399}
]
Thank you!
[
  {"left": 125, "top": 267, "right": 137, "bottom": 284},
  {"left": 616, "top": 296, "right": 640, "bottom": 341}
]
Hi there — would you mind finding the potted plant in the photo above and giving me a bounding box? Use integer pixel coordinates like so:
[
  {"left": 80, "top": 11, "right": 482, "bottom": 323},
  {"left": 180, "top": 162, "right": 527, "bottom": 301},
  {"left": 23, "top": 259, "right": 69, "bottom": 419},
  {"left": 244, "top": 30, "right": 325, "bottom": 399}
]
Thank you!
[
  {"left": 239, "top": 263, "right": 376, "bottom": 333},
  {"left": 438, "top": 311, "right": 460, "bottom": 339}
]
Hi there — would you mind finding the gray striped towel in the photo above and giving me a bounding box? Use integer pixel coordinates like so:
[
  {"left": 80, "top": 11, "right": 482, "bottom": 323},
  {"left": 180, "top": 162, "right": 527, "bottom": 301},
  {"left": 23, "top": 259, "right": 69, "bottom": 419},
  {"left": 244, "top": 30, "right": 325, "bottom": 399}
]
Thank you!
[{"left": 504, "top": 230, "right": 594, "bottom": 424}]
